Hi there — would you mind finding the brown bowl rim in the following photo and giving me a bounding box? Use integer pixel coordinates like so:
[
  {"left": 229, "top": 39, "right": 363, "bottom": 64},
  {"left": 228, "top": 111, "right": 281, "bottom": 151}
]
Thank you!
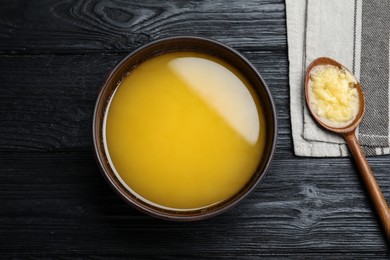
[{"left": 92, "top": 36, "right": 278, "bottom": 221}]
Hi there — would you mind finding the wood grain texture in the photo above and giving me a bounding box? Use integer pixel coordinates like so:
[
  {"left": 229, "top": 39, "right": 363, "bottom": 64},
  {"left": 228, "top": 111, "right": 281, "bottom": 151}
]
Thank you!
[
  {"left": 0, "top": 0, "right": 286, "bottom": 54},
  {"left": 0, "top": 0, "right": 389, "bottom": 258},
  {"left": 0, "top": 50, "right": 288, "bottom": 152},
  {"left": 0, "top": 152, "right": 389, "bottom": 258},
  {"left": 344, "top": 132, "right": 390, "bottom": 240}
]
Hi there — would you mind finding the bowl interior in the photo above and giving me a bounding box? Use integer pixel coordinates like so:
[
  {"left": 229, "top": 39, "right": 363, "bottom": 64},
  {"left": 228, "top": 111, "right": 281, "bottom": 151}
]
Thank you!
[{"left": 93, "top": 36, "right": 277, "bottom": 221}]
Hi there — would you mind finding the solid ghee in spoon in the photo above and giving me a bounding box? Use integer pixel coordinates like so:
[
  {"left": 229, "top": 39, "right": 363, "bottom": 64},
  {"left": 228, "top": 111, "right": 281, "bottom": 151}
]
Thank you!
[
  {"left": 104, "top": 52, "right": 266, "bottom": 210},
  {"left": 309, "top": 65, "right": 359, "bottom": 127}
]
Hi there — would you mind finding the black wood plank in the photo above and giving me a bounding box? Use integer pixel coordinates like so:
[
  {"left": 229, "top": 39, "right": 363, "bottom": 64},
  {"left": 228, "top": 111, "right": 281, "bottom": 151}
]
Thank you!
[
  {"left": 1, "top": 0, "right": 389, "bottom": 257},
  {"left": 0, "top": 50, "right": 289, "bottom": 152},
  {"left": 0, "top": 152, "right": 388, "bottom": 258},
  {"left": 0, "top": 0, "right": 286, "bottom": 54},
  {"left": 0, "top": 53, "right": 119, "bottom": 151}
]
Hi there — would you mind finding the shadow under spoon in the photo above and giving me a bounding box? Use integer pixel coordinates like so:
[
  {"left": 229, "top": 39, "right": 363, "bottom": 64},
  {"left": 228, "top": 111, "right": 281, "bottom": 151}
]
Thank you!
[{"left": 305, "top": 57, "right": 390, "bottom": 241}]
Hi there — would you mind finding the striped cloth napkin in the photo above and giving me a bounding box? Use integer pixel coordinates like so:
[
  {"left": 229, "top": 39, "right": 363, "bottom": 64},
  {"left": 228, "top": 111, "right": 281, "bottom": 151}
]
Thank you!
[{"left": 286, "top": 0, "right": 390, "bottom": 157}]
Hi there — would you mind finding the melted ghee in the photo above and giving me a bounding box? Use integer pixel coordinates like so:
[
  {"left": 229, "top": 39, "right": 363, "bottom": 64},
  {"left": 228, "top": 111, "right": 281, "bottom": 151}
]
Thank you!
[{"left": 104, "top": 52, "right": 266, "bottom": 210}]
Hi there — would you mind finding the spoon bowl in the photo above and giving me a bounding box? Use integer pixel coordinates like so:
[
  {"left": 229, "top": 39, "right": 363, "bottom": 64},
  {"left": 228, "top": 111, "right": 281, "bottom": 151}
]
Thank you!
[
  {"left": 305, "top": 57, "right": 365, "bottom": 134},
  {"left": 305, "top": 57, "right": 390, "bottom": 241}
]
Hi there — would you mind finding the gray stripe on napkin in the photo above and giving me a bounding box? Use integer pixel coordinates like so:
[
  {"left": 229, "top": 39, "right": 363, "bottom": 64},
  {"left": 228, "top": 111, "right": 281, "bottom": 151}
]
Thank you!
[
  {"left": 352, "top": 0, "right": 357, "bottom": 74},
  {"left": 359, "top": 0, "right": 390, "bottom": 146},
  {"left": 362, "top": 146, "right": 378, "bottom": 156}
]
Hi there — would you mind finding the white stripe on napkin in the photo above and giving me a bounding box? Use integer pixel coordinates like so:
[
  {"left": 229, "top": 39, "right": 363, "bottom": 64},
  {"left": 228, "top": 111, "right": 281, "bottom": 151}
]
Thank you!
[
  {"left": 303, "top": 0, "right": 354, "bottom": 144},
  {"left": 286, "top": 0, "right": 350, "bottom": 157}
]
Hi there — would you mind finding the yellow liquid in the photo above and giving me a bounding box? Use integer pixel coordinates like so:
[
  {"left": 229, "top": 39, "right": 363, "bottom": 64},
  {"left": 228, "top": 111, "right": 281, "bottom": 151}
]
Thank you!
[{"left": 104, "top": 52, "right": 266, "bottom": 210}]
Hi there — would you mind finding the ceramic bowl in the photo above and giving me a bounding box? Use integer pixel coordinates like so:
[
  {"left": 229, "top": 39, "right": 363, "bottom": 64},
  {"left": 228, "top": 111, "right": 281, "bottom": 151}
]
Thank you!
[{"left": 92, "top": 36, "right": 277, "bottom": 221}]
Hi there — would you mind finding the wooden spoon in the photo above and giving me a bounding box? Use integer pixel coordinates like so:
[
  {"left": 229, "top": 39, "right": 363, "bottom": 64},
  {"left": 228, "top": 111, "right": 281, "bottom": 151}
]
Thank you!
[{"left": 305, "top": 57, "right": 390, "bottom": 241}]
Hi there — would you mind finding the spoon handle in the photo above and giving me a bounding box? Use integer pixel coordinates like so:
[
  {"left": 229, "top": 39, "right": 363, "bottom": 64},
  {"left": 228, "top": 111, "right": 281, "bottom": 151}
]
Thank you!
[{"left": 344, "top": 132, "right": 390, "bottom": 241}]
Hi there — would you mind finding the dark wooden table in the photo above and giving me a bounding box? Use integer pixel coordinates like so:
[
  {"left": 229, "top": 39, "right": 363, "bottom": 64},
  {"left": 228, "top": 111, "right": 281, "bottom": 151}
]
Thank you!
[{"left": 1, "top": 0, "right": 389, "bottom": 258}]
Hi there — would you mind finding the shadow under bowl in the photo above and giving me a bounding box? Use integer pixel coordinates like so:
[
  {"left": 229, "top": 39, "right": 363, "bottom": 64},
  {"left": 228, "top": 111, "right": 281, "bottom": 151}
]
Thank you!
[{"left": 92, "top": 36, "right": 277, "bottom": 221}]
